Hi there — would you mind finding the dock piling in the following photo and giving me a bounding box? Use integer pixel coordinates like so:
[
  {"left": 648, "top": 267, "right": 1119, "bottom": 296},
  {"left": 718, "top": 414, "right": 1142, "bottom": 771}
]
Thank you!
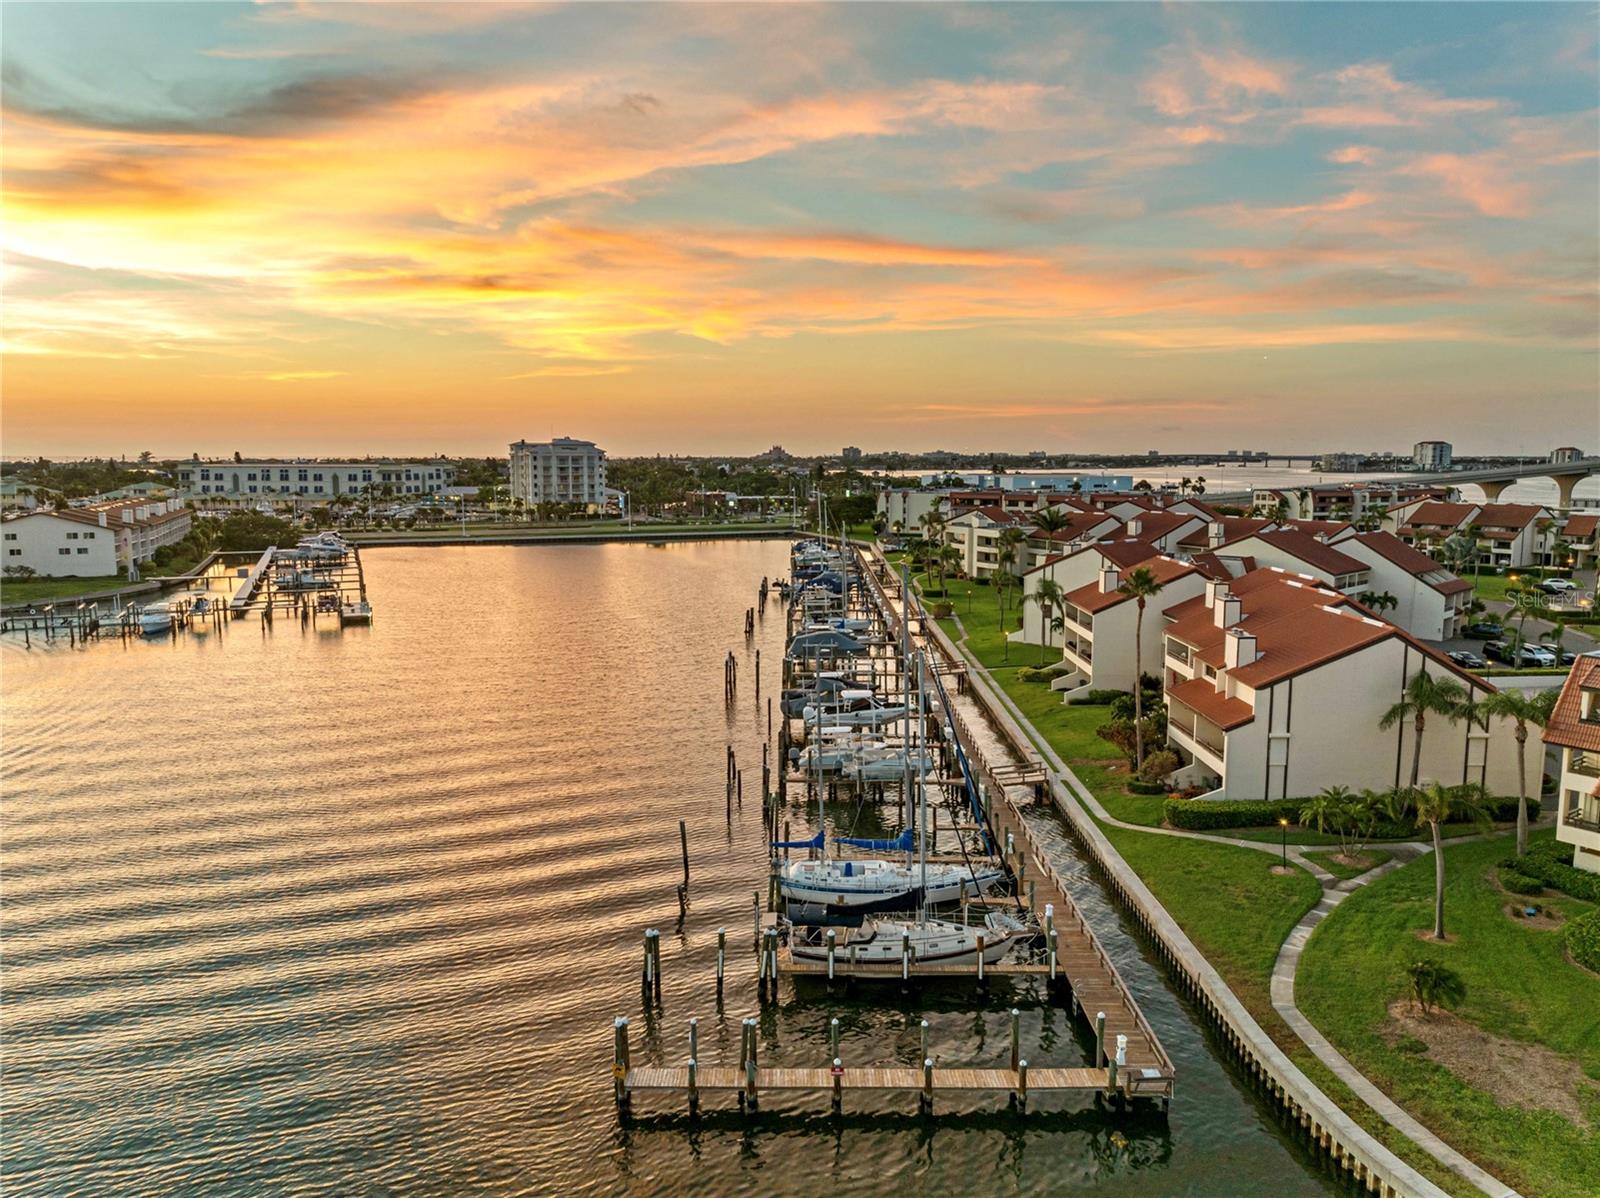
[
  {"left": 920, "top": 1058, "right": 934, "bottom": 1115},
  {"left": 1009, "top": 1008, "right": 1021, "bottom": 1073},
  {"left": 1095, "top": 1011, "right": 1106, "bottom": 1067},
  {"left": 717, "top": 927, "right": 727, "bottom": 991},
  {"left": 1017, "top": 1059, "right": 1029, "bottom": 1111},
  {"left": 613, "top": 1017, "right": 631, "bottom": 1110}
]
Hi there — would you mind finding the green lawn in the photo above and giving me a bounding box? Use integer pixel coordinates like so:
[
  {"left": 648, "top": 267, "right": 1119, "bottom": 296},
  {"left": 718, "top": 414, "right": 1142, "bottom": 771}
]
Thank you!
[
  {"left": 1302, "top": 847, "right": 1393, "bottom": 881},
  {"left": 1472, "top": 574, "right": 1515, "bottom": 602},
  {"left": 1, "top": 574, "right": 127, "bottom": 604},
  {"left": 1298, "top": 831, "right": 1600, "bottom": 1198},
  {"left": 1106, "top": 825, "right": 1323, "bottom": 1006}
]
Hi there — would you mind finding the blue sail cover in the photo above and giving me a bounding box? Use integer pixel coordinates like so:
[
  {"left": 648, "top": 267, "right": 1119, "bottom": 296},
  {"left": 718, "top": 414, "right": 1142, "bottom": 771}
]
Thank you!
[
  {"left": 771, "top": 829, "right": 826, "bottom": 850},
  {"left": 833, "top": 828, "right": 914, "bottom": 852}
]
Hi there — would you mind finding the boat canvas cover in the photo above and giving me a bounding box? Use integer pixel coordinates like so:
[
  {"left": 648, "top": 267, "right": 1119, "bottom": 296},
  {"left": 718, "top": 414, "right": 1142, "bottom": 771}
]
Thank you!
[
  {"left": 771, "top": 829, "right": 826, "bottom": 850},
  {"left": 834, "top": 829, "right": 915, "bottom": 852}
]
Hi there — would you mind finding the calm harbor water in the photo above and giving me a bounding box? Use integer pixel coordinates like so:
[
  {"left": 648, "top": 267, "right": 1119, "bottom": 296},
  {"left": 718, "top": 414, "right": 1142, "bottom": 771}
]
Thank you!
[{"left": 3, "top": 541, "right": 1353, "bottom": 1196}]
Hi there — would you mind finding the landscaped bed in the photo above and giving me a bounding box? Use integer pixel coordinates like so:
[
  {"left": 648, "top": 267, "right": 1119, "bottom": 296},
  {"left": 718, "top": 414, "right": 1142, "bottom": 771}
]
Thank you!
[{"left": 1297, "top": 831, "right": 1600, "bottom": 1198}]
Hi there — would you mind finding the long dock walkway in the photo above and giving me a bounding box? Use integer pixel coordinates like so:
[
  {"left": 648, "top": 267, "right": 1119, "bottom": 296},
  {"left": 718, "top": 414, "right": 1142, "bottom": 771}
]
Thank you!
[{"left": 849, "top": 553, "right": 1173, "bottom": 1093}]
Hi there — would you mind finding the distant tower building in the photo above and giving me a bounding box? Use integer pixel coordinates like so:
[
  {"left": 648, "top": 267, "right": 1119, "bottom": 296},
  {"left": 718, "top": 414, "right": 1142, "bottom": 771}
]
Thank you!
[
  {"left": 1413, "top": 441, "right": 1453, "bottom": 470},
  {"left": 1551, "top": 446, "right": 1584, "bottom": 464},
  {"left": 509, "top": 437, "right": 607, "bottom": 507},
  {"left": 842, "top": 446, "right": 863, "bottom": 464}
]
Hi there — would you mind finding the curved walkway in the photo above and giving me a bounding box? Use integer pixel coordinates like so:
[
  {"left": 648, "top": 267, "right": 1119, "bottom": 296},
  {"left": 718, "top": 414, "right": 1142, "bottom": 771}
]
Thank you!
[{"left": 941, "top": 612, "right": 1520, "bottom": 1198}]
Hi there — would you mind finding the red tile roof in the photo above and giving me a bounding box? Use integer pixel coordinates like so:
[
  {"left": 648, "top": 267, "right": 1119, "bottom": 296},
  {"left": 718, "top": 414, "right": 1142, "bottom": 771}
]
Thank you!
[
  {"left": 1561, "top": 514, "right": 1598, "bottom": 540},
  {"left": 1176, "top": 516, "right": 1273, "bottom": 550},
  {"left": 1472, "top": 503, "right": 1548, "bottom": 531},
  {"left": 1221, "top": 528, "right": 1368, "bottom": 577},
  {"left": 1340, "top": 530, "right": 1473, "bottom": 596},
  {"left": 1062, "top": 555, "right": 1200, "bottom": 615},
  {"left": 1120, "top": 510, "right": 1201, "bottom": 543},
  {"left": 1542, "top": 656, "right": 1600, "bottom": 752},
  {"left": 1285, "top": 519, "right": 1353, "bottom": 539},
  {"left": 1404, "top": 501, "right": 1477, "bottom": 529},
  {"left": 1167, "top": 677, "right": 1255, "bottom": 730}
]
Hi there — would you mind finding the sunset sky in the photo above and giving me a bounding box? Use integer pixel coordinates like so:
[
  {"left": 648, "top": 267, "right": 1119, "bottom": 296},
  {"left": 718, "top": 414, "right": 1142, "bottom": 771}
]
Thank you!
[{"left": 3, "top": 1, "right": 1596, "bottom": 458}]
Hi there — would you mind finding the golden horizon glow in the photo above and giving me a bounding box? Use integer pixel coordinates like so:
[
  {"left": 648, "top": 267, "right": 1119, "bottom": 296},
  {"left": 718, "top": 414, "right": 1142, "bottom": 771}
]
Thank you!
[{"left": 2, "top": 2, "right": 1596, "bottom": 457}]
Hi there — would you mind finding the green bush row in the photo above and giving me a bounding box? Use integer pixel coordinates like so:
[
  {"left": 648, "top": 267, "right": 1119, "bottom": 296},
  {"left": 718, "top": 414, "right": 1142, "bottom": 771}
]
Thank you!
[
  {"left": 1498, "top": 867, "right": 1544, "bottom": 896},
  {"left": 1505, "top": 841, "right": 1600, "bottom": 903},
  {"left": 1568, "top": 910, "right": 1600, "bottom": 973},
  {"left": 1163, "top": 793, "right": 1523, "bottom": 832}
]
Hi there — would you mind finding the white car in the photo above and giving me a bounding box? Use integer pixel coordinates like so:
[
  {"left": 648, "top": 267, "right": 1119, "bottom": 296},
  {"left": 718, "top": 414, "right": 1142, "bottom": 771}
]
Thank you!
[{"left": 1541, "top": 578, "right": 1578, "bottom": 594}]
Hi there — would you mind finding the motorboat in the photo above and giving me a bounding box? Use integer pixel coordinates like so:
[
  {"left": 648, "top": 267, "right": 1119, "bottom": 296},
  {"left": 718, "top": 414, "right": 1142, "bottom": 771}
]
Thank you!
[
  {"left": 137, "top": 604, "right": 173, "bottom": 636},
  {"left": 340, "top": 599, "right": 372, "bottom": 625},
  {"left": 276, "top": 569, "right": 333, "bottom": 591}
]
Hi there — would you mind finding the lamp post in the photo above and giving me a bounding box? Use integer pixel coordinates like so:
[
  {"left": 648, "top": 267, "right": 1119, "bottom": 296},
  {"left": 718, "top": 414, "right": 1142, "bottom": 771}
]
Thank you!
[{"left": 1279, "top": 817, "right": 1289, "bottom": 868}]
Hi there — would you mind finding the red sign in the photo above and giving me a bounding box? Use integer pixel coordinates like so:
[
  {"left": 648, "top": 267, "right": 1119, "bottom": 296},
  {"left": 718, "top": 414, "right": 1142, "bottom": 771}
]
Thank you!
[{"left": 830, "top": 1064, "right": 844, "bottom": 1077}]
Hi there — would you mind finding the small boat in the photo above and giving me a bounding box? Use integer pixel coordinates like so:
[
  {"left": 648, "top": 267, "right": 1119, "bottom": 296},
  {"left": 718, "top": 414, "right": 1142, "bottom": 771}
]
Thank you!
[
  {"left": 340, "top": 599, "right": 372, "bottom": 625},
  {"left": 789, "top": 911, "right": 1027, "bottom": 967},
  {"left": 137, "top": 604, "right": 172, "bottom": 636},
  {"left": 780, "top": 854, "right": 1006, "bottom": 911},
  {"left": 190, "top": 596, "right": 211, "bottom": 616},
  {"left": 276, "top": 569, "right": 333, "bottom": 591}
]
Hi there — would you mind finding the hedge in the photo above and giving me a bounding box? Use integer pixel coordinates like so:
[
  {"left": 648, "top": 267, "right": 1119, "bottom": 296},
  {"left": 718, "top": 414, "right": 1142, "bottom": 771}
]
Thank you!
[
  {"left": 1569, "top": 910, "right": 1600, "bottom": 973},
  {"left": 1507, "top": 841, "right": 1600, "bottom": 903},
  {"left": 1164, "top": 793, "right": 1523, "bottom": 833},
  {"left": 1498, "top": 868, "right": 1544, "bottom": 896}
]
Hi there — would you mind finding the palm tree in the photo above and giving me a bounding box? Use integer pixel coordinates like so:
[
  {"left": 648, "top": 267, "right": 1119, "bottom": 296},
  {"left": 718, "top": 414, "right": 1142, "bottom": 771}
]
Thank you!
[
  {"left": 1299, "top": 785, "right": 1356, "bottom": 857},
  {"left": 1117, "top": 565, "right": 1167, "bottom": 771},
  {"left": 1503, "top": 578, "right": 1538, "bottom": 658},
  {"left": 1030, "top": 505, "right": 1072, "bottom": 547},
  {"left": 1405, "top": 959, "right": 1466, "bottom": 1014},
  {"left": 1358, "top": 590, "right": 1399, "bottom": 617},
  {"left": 1028, "top": 578, "right": 1066, "bottom": 665},
  {"left": 995, "top": 526, "right": 1028, "bottom": 628},
  {"left": 1465, "top": 523, "right": 1486, "bottom": 583},
  {"left": 1413, "top": 782, "right": 1488, "bottom": 940},
  {"left": 936, "top": 543, "right": 962, "bottom": 596},
  {"left": 1379, "top": 671, "right": 1468, "bottom": 794},
  {"left": 1476, "top": 688, "right": 1557, "bottom": 856}
]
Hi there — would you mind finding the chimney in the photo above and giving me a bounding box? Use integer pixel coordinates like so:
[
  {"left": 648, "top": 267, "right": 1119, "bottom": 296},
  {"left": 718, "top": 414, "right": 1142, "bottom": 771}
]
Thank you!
[
  {"left": 98, "top": 511, "right": 108, "bottom": 527},
  {"left": 1100, "top": 565, "right": 1120, "bottom": 593},
  {"left": 1214, "top": 591, "right": 1241, "bottom": 628},
  {"left": 1225, "top": 627, "right": 1258, "bottom": 669},
  {"left": 1127, "top": 517, "right": 1143, "bottom": 537},
  {"left": 1208, "top": 520, "right": 1225, "bottom": 548},
  {"left": 121, "top": 510, "right": 134, "bottom": 524},
  {"left": 1205, "top": 578, "right": 1225, "bottom": 609}
]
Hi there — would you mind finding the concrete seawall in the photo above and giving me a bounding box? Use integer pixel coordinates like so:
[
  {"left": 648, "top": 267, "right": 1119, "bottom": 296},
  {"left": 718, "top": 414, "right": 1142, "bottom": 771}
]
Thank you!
[{"left": 907, "top": 573, "right": 1455, "bottom": 1198}]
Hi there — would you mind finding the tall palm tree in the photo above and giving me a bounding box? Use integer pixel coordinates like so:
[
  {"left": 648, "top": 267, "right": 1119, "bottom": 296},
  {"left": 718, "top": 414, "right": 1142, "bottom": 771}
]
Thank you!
[
  {"left": 1117, "top": 565, "right": 1168, "bottom": 771},
  {"left": 1030, "top": 505, "right": 1072, "bottom": 548},
  {"left": 995, "top": 526, "right": 1028, "bottom": 628},
  {"left": 1476, "top": 688, "right": 1557, "bottom": 856},
  {"left": 1028, "top": 578, "right": 1066, "bottom": 665},
  {"left": 1379, "top": 671, "right": 1468, "bottom": 794},
  {"left": 1413, "top": 782, "right": 1488, "bottom": 940},
  {"left": 1503, "top": 578, "right": 1538, "bottom": 658}
]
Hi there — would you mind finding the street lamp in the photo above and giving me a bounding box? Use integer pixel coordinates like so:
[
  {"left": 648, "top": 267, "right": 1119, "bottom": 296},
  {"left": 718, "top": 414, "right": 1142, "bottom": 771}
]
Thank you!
[{"left": 1278, "top": 817, "right": 1289, "bottom": 868}]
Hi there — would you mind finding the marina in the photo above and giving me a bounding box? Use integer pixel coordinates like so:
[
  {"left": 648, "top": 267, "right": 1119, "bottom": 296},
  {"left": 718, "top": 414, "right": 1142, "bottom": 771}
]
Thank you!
[{"left": 2, "top": 540, "right": 1362, "bottom": 1196}]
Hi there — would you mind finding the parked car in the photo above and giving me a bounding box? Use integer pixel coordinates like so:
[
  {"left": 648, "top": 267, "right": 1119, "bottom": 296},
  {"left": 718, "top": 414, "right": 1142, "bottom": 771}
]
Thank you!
[
  {"left": 1536, "top": 642, "right": 1577, "bottom": 665},
  {"left": 1463, "top": 622, "right": 1504, "bottom": 639},
  {"left": 1540, "top": 578, "right": 1578, "bottom": 594},
  {"left": 1447, "top": 650, "right": 1488, "bottom": 670},
  {"left": 1484, "top": 639, "right": 1510, "bottom": 662},
  {"left": 1520, "top": 646, "right": 1558, "bottom": 667}
]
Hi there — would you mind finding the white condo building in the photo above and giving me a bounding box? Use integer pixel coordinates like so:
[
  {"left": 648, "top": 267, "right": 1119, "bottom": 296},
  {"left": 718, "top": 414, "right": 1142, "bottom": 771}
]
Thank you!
[
  {"left": 1413, "top": 440, "right": 1453, "bottom": 470},
  {"left": 2, "top": 498, "right": 191, "bottom": 577},
  {"left": 509, "top": 437, "right": 608, "bottom": 507},
  {"left": 1542, "top": 656, "right": 1600, "bottom": 874},
  {"left": 177, "top": 459, "right": 454, "bottom": 503}
]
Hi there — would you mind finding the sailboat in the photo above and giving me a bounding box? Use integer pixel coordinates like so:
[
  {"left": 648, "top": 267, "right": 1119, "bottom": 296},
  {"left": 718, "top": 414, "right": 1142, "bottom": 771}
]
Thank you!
[{"left": 779, "top": 646, "right": 1013, "bottom": 928}]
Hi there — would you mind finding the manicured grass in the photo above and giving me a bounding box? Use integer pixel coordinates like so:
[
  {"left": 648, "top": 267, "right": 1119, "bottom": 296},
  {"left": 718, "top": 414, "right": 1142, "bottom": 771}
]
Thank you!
[
  {"left": 1472, "top": 574, "right": 1515, "bottom": 602},
  {"left": 1302, "top": 847, "right": 1393, "bottom": 881},
  {"left": 1105, "top": 825, "right": 1322, "bottom": 1004},
  {"left": 0, "top": 574, "right": 127, "bottom": 603},
  {"left": 1298, "top": 830, "right": 1600, "bottom": 1198},
  {"left": 1228, "top": 822, "right": 1490, "bottom": 846}
]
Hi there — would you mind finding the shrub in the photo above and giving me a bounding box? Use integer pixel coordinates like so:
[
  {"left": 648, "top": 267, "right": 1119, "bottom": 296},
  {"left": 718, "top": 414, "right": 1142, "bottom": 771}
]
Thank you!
[
  {"left": 1139, "top": 749, "right": 1180, "bottom": 784},
  {"left": 1128, "top": 780, "right": 1169, "bottom": 795},
  {"left": 1498, "top": 868, "right": 1543, "bottom": 896},
  {"left": 1096, "top": 717, "right": 1166, "bottom": 766},
  {"left": 929, "top": 601, "right": 954, "bottom": 618},
  {"left": 1511, "top": 841, "right": 1600, "bottom": 902},
  {"left": 1405, "top": 959, "right": 1465, "bottom": 1015},
  {"left": 1163, "top": 797, "right": 1306, "bottom": 830},
  {"left": 1568, "top": 910, "right": 1600, "bottom": 973},
  {"left": 1017, "top": 666, "right": 1056, "bottom": 683},
  {"left": 1081, "top": 688, "right": 1129, "bottom": 704}
]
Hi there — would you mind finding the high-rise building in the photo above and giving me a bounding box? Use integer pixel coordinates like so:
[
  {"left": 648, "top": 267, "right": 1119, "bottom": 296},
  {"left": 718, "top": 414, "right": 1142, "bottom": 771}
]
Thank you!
[
  {"left": 842, "top": 446, "right": 863, "bottom": 464},
  {"left": 509, "top": 437, "right": 607, "bottom": 507},
  {"left": 1551, "top": 446, "right": 1585, "bottom": 464},
  {"left": 1412, "top": 441, "right": 1453, "bottom": 470}
]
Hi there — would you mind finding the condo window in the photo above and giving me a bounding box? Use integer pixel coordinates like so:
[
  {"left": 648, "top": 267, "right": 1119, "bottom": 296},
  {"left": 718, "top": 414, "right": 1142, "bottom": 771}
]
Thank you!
[{"left": 7, "top": 549, "right": 18, "bottom": 556}]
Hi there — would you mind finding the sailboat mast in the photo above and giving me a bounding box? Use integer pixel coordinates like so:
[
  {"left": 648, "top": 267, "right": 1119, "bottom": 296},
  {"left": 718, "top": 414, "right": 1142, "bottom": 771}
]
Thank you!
[
  {"left": 899, "top": 562, "right": 913, "bottom": 860},
  {"left": 916, "top": 649, "right": 928, "bottom": 927}
]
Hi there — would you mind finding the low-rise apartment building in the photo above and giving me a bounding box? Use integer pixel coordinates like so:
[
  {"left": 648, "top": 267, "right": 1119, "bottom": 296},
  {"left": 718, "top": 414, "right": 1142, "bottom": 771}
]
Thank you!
[
  {"left": 1052, "top": 555, "right": 1208, "bottom": 696},
  {"left": 1327, "top": 529, "right": 1474, "bottom": 640},
  {"left": 2, "top": 498, "right": 191, "bottom": 577},
  {"left": 1541, "top": 656, "right": 1600, "bottom": 874},
  {"left": 1392, "top": 501, "right": 1553, "bottom": 569},
  {"left": 178, "top": 459, "right": 455, "bottom": 504},
  {"left": 1160, "top": 568, "right": 1516, "bottom": 800}
]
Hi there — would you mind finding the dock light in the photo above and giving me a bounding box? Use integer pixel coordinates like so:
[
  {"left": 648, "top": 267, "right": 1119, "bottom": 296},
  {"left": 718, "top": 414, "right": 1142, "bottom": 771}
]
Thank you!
[{"left": 1278, "top": 818, "right": 1289, "bottom": 867}]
